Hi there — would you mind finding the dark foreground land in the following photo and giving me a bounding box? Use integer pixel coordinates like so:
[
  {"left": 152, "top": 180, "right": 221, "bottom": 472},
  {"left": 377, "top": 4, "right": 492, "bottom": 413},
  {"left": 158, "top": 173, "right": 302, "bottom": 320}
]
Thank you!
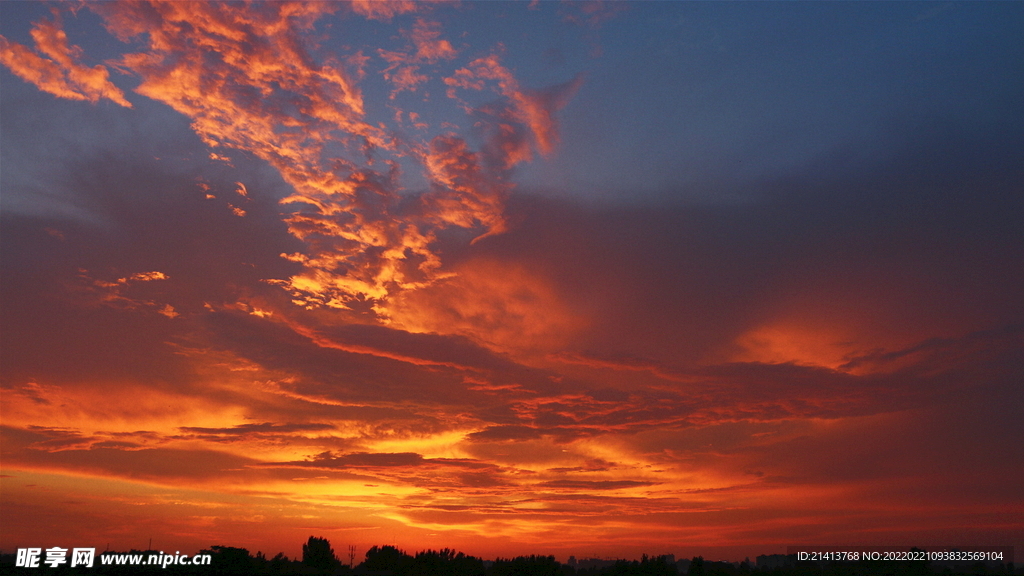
[{"left": 1, "top": 539, "right": 1018, "bottom": 576}]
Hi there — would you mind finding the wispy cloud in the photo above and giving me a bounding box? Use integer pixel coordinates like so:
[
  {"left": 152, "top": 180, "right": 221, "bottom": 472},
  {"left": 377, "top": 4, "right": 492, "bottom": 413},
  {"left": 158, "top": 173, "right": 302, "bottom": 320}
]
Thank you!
[{"left": 0, "top": 13, "right": 130, "bottom": 107}]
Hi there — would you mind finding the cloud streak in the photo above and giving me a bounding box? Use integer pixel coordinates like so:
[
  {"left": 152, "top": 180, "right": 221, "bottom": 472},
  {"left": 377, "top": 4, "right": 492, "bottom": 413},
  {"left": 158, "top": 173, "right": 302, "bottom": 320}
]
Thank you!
[{"left": 0, "top": 14, "right": 130, "bottom": 107}]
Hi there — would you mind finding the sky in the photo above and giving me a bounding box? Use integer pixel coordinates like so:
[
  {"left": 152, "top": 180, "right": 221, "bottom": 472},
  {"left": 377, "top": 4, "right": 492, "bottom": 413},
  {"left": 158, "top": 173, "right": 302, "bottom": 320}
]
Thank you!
[{"left": 1, "top": 0, "right": 1023, "bottom": 564}]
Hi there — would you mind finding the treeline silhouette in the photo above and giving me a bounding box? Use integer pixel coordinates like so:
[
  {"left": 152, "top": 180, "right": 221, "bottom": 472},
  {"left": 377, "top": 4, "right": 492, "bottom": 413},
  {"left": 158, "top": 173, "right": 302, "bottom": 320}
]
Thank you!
[{"left": 1, "top": 537, "right": 1018, "bottom": 576}]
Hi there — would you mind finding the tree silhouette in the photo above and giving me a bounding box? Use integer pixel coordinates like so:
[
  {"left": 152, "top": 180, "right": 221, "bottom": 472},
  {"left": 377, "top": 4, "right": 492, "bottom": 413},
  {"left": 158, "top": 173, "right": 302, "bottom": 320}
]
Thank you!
[
  {"left": 362, "top": 544, "right": 414, "bottom": 574},
  {"left": 490, "top": 554, "right": 570, "bottom": 576},
  {"left": 6, "top": 539, "right": 1017, "bottom": 576},
  {"left": 408, "top": 548, "right": 486, "bottom": 576},
  {"left": 269, "top": 552, "right": 291, "bottom": 574},
  {"left": 303, "top": 536, "right": 341, "bottom": 573}
]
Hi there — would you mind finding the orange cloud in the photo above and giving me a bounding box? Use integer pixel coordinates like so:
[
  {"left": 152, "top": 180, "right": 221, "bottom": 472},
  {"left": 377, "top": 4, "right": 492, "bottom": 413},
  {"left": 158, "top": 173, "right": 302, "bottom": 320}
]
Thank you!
[
  {"left": 421, "top": 134, "right": 510, "bottom": 237},
  {"left": 379, "top": 19, "right": 457, "bottom": 97},
  {"left": 386, "top": 259, "right": 584, "bottom": 354},
  {"left": 0, "top": 16, "right": 130, "bottom": 107},
  {"left": 409, "top": 18, "right": 458, "bottom": 62},
  {"left": 445, "top": 55, "right": 581, "bottom": 159},
  {"left": 728, "top": 323, "right": 860, "bottom": 371},
  {"left": 379, "top": 58, "right": 430, "bottom": 96},
  {"left": 72, "top": 269, "right": 176, "bottom": 315},
  {"left": 350, "top": 0, "right": 428, "bottom": 21},
  {"left": 76, "top": 2, "right": 578, "bottom": 324},
  {"left": 95, "top": 2, "right": 377, "bottom": 195}
]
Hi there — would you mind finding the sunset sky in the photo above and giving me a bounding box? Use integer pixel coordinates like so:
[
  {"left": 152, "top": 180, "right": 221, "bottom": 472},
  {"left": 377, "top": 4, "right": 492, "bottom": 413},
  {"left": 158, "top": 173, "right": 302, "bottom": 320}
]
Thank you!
[{"left": 1, "top": 0, "right": 1022, "bottom": 564}]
